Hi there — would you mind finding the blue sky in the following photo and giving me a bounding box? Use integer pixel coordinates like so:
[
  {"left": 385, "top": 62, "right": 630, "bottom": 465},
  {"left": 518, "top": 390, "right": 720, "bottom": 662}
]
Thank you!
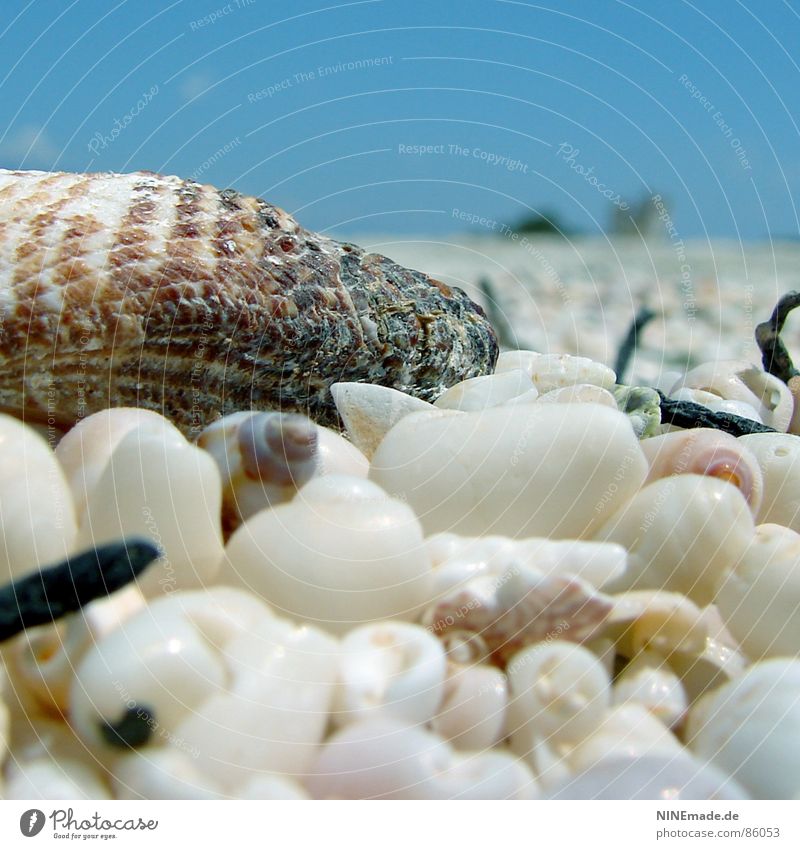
[{"left": 1, "top": 0, "right": 799, "bottom": 241}]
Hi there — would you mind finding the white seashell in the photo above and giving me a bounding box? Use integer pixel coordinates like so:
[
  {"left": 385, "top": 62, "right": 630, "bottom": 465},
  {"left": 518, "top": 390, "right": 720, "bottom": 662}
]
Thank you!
[
  {"left": 567, "top": 703, "right": 684, "bottom": 773},
  {"left": 432, "top": 661, "right": 508, "bottom": 750},
  {"left": 306, "top": 718, "right": 537, "bottom": 799},
  {"left": 495, "top": 351, "right": 616, "bottom": 393},
  {"left": 686, "top": 659, "right": 800, "bottom": 799},
  {"left": 317, "top": 424, "right": 370, "bottom": 478},
  {"left": 612, "top": 651, "right": 688, "bottom": 728},
  {"left": 307, "top": 718, "right": 449, "bottom": 799},
  {"left": 641, "top": 429, "right": 763, "bottom": 513},
  {"left": 669, "top": 388, "right": 764, "bottom": 424},
  {"left": 10, "top": 585, "right": 145, "bottom": 713},
  {"left": 197, "top": 411, "right": 368, "bottom": 533},
  {"left": 787, "top": 375, "right": 800, "bottom": 435},
  {"left": 76, "top": 428, "right": 225, "bottom": 596},
  {"left": 705, "top": 398, "right": 765, "bottom": 422},
  {"left": 70, "top": 601, "right": 230, "bottom": 750},
  {"left": 501, "top": 388, "right": 542, "bottom": 407},
  {"left": 512, "top": 733, "right": 573, "bottom": 791},
  {"left": 534, "top": 383, "right": 617, "bottom": 409},
  {"left": 111, "top": 748, "right": 223, "bottom": 799},
  {"left": 714, "top": 523, "right": 800, "bottom": 659},
  {"left": 3, "top": 757, "right": 111, "bottom": 799},
  {"left": 423, "top": 563, "right": 612, "bottom": 666},
  {"left": 234, "top": 773, "right": 309, "bottom": 800},
  {"left": 334, "top": 621, "right": 446, "bottom": 727},
  {"left": 222, "top": 477, "right": 433, "bottom": 634},
  {"left": 738, "top": 433, "right": 800, "bottom": 531},
  {"left": 175, "top": 615, "right": 338, "bottom": 786},
  {"left": 298, "top": 474, "right": 392, "bottom": 505},
  {"left": 652, "top": 370, "right": 684, "bottom": 395},
  {"left": 330, "top": 382, "right": 437, "bottom": 460},
  {"left": 594, "top": 475, "right": 755, "bottom": 605},
  {"left": 0, "top": 413, "right": 77, "bottom": 584},
  {"left": 673, "top": 360, "right": 793, "bottom": 431},
  {"left": 437, "top": 749, "right": 538, "bottom": 799},
  {"left": 434, "top": 370, "right": 535, "bottom": 412},
  {"left": 668, "top": 635, "right": 748, "bottom": 704},
  {"left": 428, "top": 534, "right": 628, "bottom": 592},
  {"left": 371, "top": 403, "right": 648, "bottom": 540},
  {"left": 605, "top": 590, "right": 709, "bottom": 659},
  {"left": 56, "top": 407, "right": 185, "bottom": 517},
  {"left": 506, "top": 642, "right": 611, "bottom": 756},
  {"left": 545, "top": 754, "right": 748, "bottom": 800}
]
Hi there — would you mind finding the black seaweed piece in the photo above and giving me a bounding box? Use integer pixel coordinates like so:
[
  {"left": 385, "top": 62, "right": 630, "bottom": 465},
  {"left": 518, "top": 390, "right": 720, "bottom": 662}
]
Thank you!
[
  {"left": 614, "top": 307, "right": 657, "bottom": 383},
  {"left": 656, "top": 391, "right": 777, "bottom": 437},
  {"left": 755, "top": 290, "right": 800, "bottom": 384},
  {"left": 478, "top": 277, "right": 517, "bottom": 349},
  {"left": 100, "top": 704, "right": 156, "bottom": 749},
  {"left": 0, "top": 538, "right": 160, "bottom": 642}
]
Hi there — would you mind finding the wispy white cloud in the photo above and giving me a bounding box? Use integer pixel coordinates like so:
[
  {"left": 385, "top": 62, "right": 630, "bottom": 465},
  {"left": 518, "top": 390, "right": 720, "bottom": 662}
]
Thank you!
[{"left": 0, "top": 124, "right": 60, "bottom": 168}]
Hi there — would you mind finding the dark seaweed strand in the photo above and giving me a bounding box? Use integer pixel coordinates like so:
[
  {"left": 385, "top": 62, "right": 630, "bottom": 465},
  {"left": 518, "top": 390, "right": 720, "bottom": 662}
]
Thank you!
[
  {"left": 656, "top": 391, "right": 777, "bottom": 437},
  {"left": 478, "top": 277, "right": 517, "bottom": 349},
  {"left": 755, "top": 291, "right": 800, "bottom": 384},
  {"left": 614, "top": 307, "right": 656, "bottom": 383},
  {"left": 0, "top": 539, "right": 160, "bottom": 642}
]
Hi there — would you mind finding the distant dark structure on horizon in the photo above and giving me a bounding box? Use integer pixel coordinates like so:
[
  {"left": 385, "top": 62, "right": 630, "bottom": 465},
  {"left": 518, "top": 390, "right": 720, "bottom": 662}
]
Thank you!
[{"left": 613, "top": 193, "right": 667, "bottom": 238}]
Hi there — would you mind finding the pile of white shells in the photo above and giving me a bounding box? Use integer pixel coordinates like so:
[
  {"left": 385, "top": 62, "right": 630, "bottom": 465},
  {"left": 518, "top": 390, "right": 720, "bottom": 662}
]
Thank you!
[{"left": 1, "top": 349, "right": 799, "bottom": 800}]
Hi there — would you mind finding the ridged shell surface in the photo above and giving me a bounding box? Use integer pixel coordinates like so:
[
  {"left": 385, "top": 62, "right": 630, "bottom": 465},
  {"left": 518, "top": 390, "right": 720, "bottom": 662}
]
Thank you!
[{"left": 0, "top": 169, "right": 498, "bottom": 435}]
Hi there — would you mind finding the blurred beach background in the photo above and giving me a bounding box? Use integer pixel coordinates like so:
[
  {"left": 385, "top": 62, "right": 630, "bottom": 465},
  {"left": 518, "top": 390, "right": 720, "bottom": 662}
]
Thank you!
[{"left": 2, "top": 0, "right": 799, "bottom": 382}]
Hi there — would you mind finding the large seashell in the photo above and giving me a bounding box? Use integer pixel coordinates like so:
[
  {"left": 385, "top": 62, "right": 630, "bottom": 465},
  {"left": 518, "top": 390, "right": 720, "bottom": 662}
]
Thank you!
[
  {"left": 330, "top": 381, "right": 436, "bottom": 459},
  {"left": 422, "top": 563, "right": 612, "bottom": 666},
  {"left": 714, "top": 523, "right": 800, "bottom": 659},
  {"left": 428, "top": 533, "right": 628, "bottom": 592},
  {"left": 434, "top": 370, "right": 534, "bottom": 412},
  {"left": 594, "top": 475, "right": 755, "bottom": 605},
  {"left": 431, "top": 661, "right": 508, "bottom": 750},
  {"left": 306, "top": 718, "right": 537, "bottom": 799},
  {"left": 333, "top": 621, "right": 446, "bottom": 727},
  {"left": 371, "top": 403, "right": 648, "bottom": 539},
  {"left": 75, "top": 428, "right": 225, "bottom": 596},
  {"left": 0, "top": 169, "right": 497, "bottom": 434},
  {"left": 0, "top": 414, "right": 77, "bottom": 585},
  {"left": 506, "top": 642, "right": 610, "bottom": 756},
  {"left": 545, "top": 754, "right": 748, "bottom": 800},
  {"left": 222, "top": 476, "right": 433, "bottom": 634},
  {"left": 495, "top": 351, "right": 616, "bottom": 393},
  {"left": 738, "top": 432, "right": 800, "bottom": 531},
  {"left": 612, "top": 650, "right": 688, "bottom": 728},
  {"left": 686, "top": 659, "right": 800, "bottom": 799},
  {"left": 672, "top": 360, "right": 793, "bottom": 431},
  {"left": 197, "top": 410, "right": 367, "bottom": 534},
  {"left": 55, "top": 408, "right": 185, "bottom": 517},
  {"left": 641, "top": 429, "right": 762, "bottom": 513}
]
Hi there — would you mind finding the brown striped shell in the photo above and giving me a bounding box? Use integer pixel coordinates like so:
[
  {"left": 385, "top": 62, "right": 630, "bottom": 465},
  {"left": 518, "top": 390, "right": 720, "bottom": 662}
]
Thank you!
[{"left": 0, "top": 169, "right": 498, "bottom": 436}]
